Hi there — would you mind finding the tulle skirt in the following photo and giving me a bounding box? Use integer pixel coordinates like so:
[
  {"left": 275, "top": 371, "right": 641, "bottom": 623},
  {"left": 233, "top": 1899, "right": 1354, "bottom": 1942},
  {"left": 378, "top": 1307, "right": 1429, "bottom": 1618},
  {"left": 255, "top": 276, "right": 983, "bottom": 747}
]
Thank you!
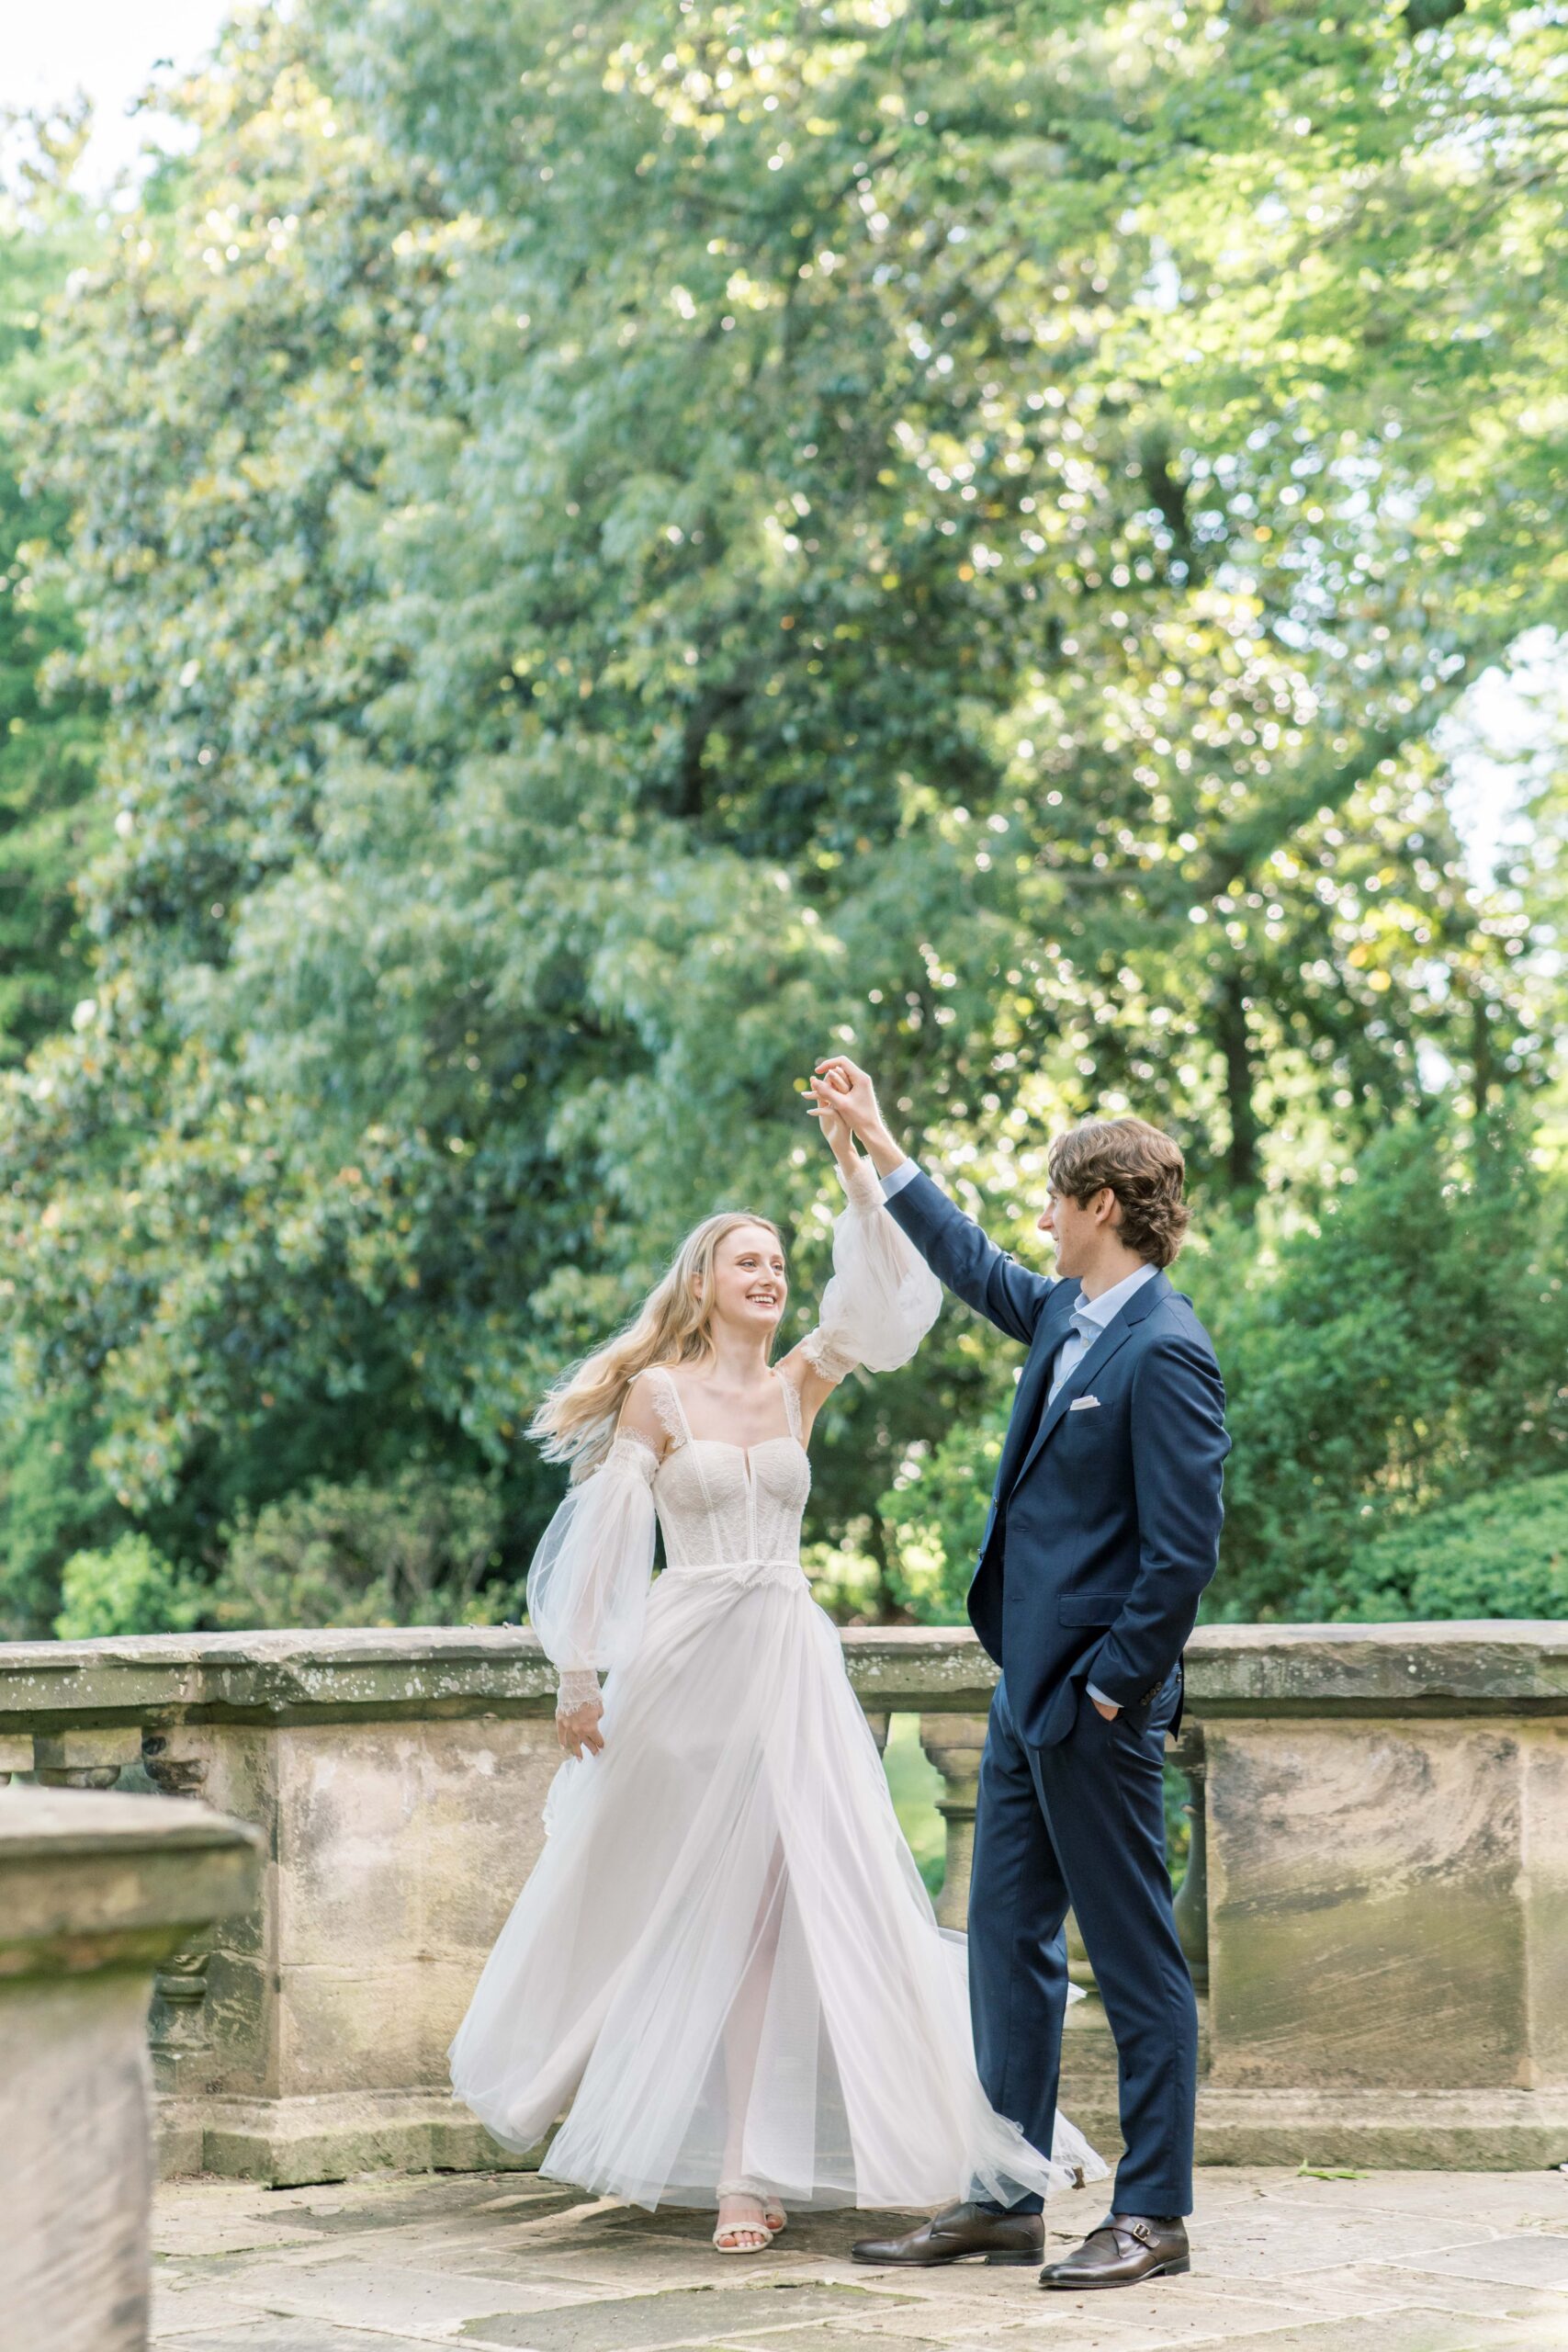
[{"left": 448, "top": 1565, "right": 1105, "bottom": 2211}]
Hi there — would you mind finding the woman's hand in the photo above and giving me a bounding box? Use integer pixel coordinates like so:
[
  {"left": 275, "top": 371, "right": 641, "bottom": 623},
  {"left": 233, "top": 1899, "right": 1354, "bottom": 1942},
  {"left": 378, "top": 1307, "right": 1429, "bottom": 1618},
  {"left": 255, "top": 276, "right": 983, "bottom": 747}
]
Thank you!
[
  {"left": 806, "top": 1065, "right": 859, "bottom": 1174},
  {"left": 557, "top": 1696, "right": 605, "bottom": 1759}
]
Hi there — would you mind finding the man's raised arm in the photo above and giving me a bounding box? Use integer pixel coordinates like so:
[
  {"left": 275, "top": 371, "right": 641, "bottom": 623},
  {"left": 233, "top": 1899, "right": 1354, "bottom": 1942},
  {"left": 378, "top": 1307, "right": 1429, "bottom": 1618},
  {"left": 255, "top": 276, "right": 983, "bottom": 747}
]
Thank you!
[{"left": 807, "top": 1057, "right": 1053, "bottom": 1349}]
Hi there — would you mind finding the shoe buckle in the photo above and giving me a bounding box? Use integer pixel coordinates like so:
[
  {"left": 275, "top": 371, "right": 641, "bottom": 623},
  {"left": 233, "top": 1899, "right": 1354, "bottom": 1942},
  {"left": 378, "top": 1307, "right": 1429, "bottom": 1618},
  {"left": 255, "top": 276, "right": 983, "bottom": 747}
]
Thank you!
[{"left": 1130, "top": 2220, "right": 1152, "bottom": 2246}]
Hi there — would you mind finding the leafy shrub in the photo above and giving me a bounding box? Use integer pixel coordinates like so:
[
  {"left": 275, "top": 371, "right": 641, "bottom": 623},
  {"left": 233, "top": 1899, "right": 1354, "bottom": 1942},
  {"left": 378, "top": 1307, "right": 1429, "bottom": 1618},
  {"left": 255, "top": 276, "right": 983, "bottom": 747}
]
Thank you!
[
  {"left": 208, "top": 1465, "right": 507, "bottom": 1630},
  {"left": 1191, "top": 1113, "right": 1568, "bottom": 1620},
  {"left": 1332, "top": 1474, "right": 1568, "bottom": 1622},
  {"left": 54, "top": 1533, "right": 204, "bottom": 1639},
  {"left": 879, "top": 1418, "right": 1003, "bottom": 1625}
]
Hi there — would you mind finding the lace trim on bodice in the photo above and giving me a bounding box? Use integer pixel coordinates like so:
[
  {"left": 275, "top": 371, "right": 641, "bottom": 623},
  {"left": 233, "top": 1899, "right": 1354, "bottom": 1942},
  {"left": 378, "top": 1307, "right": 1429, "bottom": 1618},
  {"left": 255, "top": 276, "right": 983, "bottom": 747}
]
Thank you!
[
  {"left": 641, "top": 1366, "right": 688, "bottom": 1450},
  {"left": 774, "top": 1366, "right": 803, "bottom": 1443},
  {"left": 640, "top": 1363, "right": 802, "bottom": 1457}
]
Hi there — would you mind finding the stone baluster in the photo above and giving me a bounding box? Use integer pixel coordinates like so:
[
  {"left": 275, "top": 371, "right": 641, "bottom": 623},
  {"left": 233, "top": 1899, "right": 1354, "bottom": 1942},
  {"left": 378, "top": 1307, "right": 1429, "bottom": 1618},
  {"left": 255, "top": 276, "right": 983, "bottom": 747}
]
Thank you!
[
  {"left": 141, "top": 1737, "right": 217, "bottom": 2094},
  {"left": 1169, "top": 1723, "right": 1209, "bottom": 1995},
  {"left": 918, "top": 1714, "right": 988, "bottom": 1930},
  {"left": 33, "top": 1727, "right": 142, "bottom": 1790}
]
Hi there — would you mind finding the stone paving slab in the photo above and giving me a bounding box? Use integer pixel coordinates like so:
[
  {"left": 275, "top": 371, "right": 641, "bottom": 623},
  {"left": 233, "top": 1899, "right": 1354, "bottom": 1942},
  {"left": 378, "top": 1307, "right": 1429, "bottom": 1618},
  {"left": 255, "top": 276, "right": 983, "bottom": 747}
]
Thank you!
[
  {"left": 151, "top": 2167, "right": 1568, "bottom": 2352},
  {"left": 452, "top": 2282, "right": 919, "bottom": 2350},
  {"left": 1404, "top": 2235, "right": 1568, "bottom": 2289},
  {"left": 162, "top": 2329, "right": 462, "bottom": 2352},
  {"left": 207, "top": 2254, "right": 611, "bottom": 2334}
]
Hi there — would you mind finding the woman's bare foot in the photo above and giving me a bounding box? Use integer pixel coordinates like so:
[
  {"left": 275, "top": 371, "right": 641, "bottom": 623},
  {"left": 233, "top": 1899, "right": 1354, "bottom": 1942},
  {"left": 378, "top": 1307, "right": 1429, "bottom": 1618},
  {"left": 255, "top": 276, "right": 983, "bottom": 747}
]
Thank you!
[
  {"left": 714, "top": 2190, "right": 773, "bottom": 2253},
  {"left": 762, "top": 2200, "right": 786, "bottom": 2233}
]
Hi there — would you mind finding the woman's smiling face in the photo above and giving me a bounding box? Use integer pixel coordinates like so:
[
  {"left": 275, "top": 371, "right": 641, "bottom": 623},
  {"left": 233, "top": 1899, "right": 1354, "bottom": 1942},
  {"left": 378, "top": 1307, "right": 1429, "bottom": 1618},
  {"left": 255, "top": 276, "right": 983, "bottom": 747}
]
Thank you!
[{"left": 705, "top": 1222, "right": 789, "bottom": 1338}]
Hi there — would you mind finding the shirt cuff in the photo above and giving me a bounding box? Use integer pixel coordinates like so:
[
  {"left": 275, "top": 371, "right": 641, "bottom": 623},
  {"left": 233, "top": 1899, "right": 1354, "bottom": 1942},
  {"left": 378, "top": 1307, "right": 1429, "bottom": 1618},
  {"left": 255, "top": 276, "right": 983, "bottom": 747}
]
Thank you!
[
  {"left": 1086, "top": 1682, "right": 1119, "bottom": 1710},
  {"left": 880, "top": 1158, "right": 919, "bottom": 1201}
]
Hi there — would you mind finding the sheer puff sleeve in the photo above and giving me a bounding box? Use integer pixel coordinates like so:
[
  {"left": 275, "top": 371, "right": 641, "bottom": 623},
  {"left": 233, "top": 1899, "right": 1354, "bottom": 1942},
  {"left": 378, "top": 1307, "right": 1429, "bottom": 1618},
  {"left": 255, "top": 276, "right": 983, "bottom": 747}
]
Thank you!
[
  {"left": 525, "top": 1434, "right": 659, "bottom": 1714},
  {"left": 798, "top": 1155, "right": 943, "bottom": 1384}
]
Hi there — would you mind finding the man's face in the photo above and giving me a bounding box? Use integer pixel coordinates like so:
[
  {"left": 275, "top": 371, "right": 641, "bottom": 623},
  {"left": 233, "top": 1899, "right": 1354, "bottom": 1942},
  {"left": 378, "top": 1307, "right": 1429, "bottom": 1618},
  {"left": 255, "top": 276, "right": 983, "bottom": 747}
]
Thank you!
[{"left": 1037, "top": 1183, "right": 1106, "bottom": 1277}]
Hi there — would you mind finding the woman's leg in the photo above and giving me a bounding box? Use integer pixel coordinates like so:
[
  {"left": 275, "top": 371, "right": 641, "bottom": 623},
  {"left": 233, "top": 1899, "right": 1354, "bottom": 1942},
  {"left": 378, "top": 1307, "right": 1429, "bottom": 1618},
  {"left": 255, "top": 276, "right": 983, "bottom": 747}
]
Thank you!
[{"left": 716, "top": 1843, "right": 788, "bottom": 2247}]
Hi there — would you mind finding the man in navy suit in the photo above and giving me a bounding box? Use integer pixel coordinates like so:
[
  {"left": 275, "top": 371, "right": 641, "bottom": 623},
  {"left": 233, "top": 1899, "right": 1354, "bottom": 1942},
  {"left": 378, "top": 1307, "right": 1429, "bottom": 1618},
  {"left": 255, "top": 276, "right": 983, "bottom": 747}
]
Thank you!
[{"left": 808, "top": 1057, "right": 1229, "bottom": 2290}]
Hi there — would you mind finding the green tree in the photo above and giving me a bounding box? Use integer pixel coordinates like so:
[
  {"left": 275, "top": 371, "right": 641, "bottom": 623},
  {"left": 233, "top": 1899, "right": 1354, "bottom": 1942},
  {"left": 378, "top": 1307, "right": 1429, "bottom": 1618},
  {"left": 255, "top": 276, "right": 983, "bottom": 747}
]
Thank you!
[{"left": 1, "top": 2, "right": 1560, "bottom": 1630}]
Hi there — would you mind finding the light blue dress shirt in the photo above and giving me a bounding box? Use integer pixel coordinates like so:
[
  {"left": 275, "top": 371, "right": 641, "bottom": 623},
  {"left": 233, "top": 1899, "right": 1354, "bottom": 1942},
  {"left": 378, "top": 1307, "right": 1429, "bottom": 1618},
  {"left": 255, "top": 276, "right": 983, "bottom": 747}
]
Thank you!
[{"left": 878, "top": 1159, "right": 1153, "bottom": 1713}]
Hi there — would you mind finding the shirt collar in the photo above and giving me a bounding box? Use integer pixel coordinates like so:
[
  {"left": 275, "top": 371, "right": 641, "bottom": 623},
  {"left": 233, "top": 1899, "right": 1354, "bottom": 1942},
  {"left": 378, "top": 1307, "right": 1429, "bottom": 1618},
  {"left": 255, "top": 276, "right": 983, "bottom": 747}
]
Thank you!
[{"left": 1074, "top": 1261, "right": 1156, "bottom": 1331}]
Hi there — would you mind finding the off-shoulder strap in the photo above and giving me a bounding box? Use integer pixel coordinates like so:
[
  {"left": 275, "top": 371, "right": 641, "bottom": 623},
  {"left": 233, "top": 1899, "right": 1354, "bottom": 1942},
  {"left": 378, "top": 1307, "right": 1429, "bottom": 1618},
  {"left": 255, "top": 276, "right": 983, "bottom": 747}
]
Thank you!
[
  {"left": 773, "top": 1364, "right": 804, "bottom": 1443},
  {"left": 641, "top": 1364, "right": 691, "bottom": 1451}
]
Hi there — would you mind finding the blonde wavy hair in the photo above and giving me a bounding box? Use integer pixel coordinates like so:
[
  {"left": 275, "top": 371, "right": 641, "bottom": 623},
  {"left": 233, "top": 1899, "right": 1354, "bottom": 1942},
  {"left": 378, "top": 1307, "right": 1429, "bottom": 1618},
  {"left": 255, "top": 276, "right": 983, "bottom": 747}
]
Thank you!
[{"left": 530, "top": 1209, "right": 786, "bottom": 1477}]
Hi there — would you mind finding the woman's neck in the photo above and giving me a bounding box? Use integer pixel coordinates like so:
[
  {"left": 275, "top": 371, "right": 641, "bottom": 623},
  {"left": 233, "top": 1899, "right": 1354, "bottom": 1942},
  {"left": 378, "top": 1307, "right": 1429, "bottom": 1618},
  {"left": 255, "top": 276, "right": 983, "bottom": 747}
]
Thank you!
[{"left": 695, "top": 1324, "right": 773, "bottom": 1387}]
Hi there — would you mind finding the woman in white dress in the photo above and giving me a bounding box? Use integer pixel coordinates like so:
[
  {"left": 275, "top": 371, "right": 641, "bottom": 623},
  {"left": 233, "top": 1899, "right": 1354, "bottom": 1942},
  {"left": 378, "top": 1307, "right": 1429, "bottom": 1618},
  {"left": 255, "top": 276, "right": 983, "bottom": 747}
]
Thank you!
[{"left": 447, "top": 1102, "right": 1103, "bottom": 2253}]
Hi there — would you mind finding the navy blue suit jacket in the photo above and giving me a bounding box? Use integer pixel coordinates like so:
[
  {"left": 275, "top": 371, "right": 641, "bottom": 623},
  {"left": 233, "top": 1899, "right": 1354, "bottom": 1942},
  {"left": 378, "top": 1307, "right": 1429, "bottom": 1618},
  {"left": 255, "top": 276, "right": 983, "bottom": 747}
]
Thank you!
[{"left": 886, "top": 1169, "right": 1230, "bottom": 1748}]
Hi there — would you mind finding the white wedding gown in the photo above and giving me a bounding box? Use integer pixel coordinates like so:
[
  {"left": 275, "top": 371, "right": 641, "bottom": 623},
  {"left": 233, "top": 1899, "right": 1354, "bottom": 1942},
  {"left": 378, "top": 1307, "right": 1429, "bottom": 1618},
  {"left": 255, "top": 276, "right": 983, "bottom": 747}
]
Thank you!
[{"left": 448, "top": 1166, "right": 1105, "bottom": 2213}]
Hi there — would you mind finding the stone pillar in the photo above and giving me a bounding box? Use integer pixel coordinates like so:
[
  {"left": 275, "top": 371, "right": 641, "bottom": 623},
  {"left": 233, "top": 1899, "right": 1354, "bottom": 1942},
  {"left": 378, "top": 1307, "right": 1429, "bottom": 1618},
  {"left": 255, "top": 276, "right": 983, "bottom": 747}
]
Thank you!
[
  {"left": 918, "top": 1714, "right": 988, "bottom": 1930},
  {"left": 136, "top": 1706, "right": 567, "bottom": 2182},
  {"left": 1189, "top": 1623, "right": 1568, "bottom": 2167},
  {"left": 0, "top": 1733, "right": 31, "bottom": 1783},
  {"left": 0, "top": 1786, "right": 259, "bottom": 2352}
]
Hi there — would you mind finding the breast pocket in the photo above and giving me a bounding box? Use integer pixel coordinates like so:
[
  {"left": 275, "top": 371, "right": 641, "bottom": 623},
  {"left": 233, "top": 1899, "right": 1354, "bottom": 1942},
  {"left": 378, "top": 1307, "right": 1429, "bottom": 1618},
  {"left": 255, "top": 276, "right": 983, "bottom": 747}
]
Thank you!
[{"left": 1058, "top": 1402, "right": 1120, "bottom": 1460}]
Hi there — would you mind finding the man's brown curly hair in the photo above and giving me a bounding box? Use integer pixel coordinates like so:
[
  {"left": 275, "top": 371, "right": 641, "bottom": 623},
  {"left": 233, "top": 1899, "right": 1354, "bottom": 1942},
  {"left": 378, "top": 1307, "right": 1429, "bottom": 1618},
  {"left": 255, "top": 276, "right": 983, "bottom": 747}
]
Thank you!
[{"left": 1047, "top": 1116, "right": 1190, "bottom": 1269}]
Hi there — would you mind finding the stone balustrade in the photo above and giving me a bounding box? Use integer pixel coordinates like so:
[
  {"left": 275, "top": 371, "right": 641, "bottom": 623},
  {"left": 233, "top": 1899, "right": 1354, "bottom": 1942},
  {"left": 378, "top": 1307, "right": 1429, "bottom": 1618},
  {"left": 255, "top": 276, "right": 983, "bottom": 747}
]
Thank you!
[
  {"left": 0, "top": 1784, "right": 259, "bottom": 2352},
  {"left": 0, "top": 1619, "right": 1563, "bottom": 2186}
]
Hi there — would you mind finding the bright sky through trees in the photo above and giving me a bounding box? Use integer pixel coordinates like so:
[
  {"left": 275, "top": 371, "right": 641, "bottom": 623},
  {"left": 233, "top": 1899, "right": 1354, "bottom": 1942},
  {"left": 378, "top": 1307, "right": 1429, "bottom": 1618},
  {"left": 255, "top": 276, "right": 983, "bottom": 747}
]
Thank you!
[{"left": 4, "top": 0, "right": 231, "bottom": 190}]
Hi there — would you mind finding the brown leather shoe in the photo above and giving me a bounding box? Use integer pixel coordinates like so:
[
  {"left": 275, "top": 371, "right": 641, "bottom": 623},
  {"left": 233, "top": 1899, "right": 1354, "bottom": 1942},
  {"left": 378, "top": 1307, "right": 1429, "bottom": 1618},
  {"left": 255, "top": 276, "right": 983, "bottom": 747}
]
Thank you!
[
  {"left": 852, "top": 2199, "right": 1043, "bottom": 2267},
  {"left": 1039, "top": 2211, "right": 1190, "bottom": 2289}
]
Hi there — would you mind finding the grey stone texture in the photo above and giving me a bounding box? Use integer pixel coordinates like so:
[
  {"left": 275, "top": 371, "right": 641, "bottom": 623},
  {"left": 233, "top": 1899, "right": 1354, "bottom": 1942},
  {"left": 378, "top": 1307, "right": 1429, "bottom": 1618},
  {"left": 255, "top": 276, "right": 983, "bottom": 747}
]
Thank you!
[
  {"left": 0, "top": 1786, "right": 259, "bottom": 2352},
  {"left": 148, "top": 2165, "right": 1568, "bottom": 2351}
]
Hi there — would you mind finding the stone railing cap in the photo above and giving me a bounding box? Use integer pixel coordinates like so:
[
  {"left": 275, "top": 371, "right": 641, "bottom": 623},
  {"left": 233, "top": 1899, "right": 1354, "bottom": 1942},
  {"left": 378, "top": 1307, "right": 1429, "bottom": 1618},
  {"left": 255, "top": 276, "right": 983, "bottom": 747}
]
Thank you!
[
  {"left": 0, "top": 1618, "right": 1563, "bottom": 1729},
  {"left": 0, "top": 1788, "right": 262, "bottom": 1966},
  {"left": 0, "top": 1786, "right": 264, "bottom": 1864},
  {"left": 1184, "top": 1619, "right": 1568, "bottom": 1712}
]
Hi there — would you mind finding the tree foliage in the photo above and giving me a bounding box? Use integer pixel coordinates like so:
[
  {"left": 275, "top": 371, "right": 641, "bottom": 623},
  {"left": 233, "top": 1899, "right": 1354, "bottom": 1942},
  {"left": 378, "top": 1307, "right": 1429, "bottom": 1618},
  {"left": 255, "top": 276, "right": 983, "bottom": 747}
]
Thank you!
[
  {"left": 0, "top": 2, "right": 1562, "bottom": 1632},
  {"left": 0, "top": 112, "right": 105, "bottom": 1064},
  {"left": 1339, "top": 1471, "right": 1568, "bottom": 1623}
]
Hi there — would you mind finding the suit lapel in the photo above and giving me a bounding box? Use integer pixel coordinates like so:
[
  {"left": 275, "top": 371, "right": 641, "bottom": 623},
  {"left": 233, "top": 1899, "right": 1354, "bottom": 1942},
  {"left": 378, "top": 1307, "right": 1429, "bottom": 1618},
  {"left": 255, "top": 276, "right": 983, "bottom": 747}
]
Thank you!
[
  {"left": 1012, "top": 1269, "right": 1170, "bottom": 1490},
  {"left": 996, "top": 1283, "right": 1079, "bottom": 1502}
]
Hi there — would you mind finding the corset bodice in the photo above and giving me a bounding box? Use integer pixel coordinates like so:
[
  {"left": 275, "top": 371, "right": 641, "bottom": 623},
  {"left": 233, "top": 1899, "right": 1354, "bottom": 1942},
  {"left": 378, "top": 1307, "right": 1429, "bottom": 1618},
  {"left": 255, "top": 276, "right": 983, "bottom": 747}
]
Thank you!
[{"left": 653, "top": 1435, "right": 811, "bottom": 1576}]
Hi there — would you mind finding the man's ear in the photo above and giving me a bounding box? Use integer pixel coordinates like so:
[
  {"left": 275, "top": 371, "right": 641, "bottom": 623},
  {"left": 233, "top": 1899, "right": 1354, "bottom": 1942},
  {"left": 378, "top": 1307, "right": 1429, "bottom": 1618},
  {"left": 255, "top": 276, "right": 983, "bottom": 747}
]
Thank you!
[{"left": 1094, "top": 1185, "right": 1121, "bottom": 1229}]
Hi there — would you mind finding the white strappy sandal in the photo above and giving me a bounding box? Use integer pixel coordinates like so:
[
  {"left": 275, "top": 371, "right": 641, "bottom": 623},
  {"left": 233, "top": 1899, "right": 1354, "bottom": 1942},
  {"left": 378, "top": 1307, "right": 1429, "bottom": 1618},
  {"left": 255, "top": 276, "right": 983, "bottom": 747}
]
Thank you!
[{"left": 714, "top": 2179, "right": 779, "bottom": 2255}]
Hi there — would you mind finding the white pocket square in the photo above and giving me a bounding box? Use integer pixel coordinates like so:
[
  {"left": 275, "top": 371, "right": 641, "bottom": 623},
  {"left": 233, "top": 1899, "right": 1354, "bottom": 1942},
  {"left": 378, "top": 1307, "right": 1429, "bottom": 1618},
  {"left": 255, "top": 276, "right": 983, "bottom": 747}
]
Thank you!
[{"left": 1069, "top": 1395, "right": 1101, "bottom": 1411}]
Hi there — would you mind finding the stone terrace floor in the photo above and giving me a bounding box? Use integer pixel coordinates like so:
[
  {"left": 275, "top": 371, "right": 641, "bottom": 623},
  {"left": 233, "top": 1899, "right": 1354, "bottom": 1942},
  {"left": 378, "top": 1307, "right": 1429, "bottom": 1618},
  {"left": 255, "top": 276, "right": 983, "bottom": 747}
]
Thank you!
[{"left": 152, "top": 2166, "right": 1568, "bottom": 2352}]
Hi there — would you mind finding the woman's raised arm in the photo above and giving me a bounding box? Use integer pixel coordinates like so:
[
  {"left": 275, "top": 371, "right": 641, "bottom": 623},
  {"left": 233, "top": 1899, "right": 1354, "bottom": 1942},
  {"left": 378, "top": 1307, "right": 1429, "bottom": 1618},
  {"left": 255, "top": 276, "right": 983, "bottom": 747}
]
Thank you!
[{"left": 781, "top": 1122, "right": 943, "bottom": 1433}]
